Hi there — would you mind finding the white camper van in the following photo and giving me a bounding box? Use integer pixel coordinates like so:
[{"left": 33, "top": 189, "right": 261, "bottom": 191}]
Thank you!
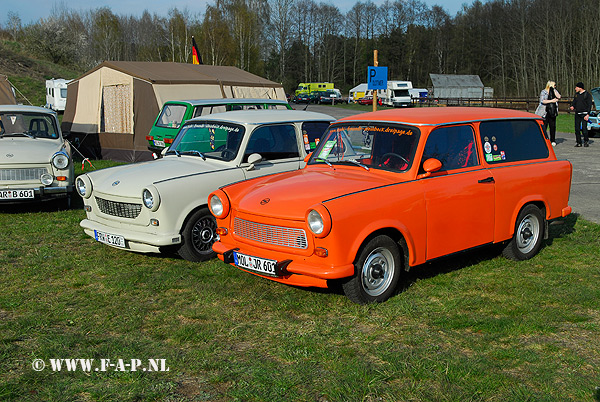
[
  {"left": 378, "top": 80, "right": 413, "bottom": 107},
  {"left": 45, "top": 79, "right": 72, "bottom": 112}
]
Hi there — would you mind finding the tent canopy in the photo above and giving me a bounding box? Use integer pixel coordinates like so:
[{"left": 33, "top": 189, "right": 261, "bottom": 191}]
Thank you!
[
  {"left": 429, "top": 74, "right": 493, "bottom": 99},
  {"left": 62, "top": 61, "right": 286, "bottom": 162}
]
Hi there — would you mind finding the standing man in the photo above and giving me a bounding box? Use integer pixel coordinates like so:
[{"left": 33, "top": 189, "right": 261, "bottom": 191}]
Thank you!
[{"left": 569, "top": 82, "right": 593, "bottom": 147}]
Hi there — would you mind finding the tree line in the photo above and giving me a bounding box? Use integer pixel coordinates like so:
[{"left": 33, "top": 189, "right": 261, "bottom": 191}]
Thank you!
[{"left": 2, "top": 0, "right": 599, "bottom": 98}]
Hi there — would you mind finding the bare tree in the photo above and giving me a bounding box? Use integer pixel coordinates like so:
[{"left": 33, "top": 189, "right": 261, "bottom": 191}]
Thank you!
[
  {"left": 89, "top": 7, "right": 123, "bottom": 62},
  {"left": 6, "top": 11, "right": 22, "bottom": 41},
  {"left": 268, "top": 0, "right": 295, "bottom": 81},
  {"left": 201, "top": 5, "right": 235, "bottom": 65}
]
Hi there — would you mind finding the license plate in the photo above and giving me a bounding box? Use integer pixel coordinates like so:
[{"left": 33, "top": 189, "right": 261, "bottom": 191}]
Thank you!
[
  {"left": 153, "top": 140, "right": 165, "bottom": 147},
  {"left": 233, "top": 252, "right": 278, "bottom": 277},
  {"left": 0, "top": 189, "right": 34, "bottom": 200},
  {"left": 94, "top": 230, "right": 126, "bottom": 248}
]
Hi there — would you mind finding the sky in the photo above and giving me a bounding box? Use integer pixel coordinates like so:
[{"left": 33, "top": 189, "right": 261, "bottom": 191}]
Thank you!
[{"left": 3, "top": 0, "right": 469, "bottom": 25}]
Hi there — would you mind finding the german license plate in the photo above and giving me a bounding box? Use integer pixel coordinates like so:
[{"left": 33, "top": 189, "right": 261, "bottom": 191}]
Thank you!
[
  {"left": 233, "top": 252, "right": 278, "bottom": 277},
  {"left": 94, "top": 230, "right": 126, "bottom": 248},
  {"left": 0, "top": 189, "right": 34, "bottom": 200},
  {"left": 153, "top": 140, "right": 165, "bottom": 147}
]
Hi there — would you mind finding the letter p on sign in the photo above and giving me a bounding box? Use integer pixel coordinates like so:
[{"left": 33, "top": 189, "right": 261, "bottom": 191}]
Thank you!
[{"left": 367, "top": 66, "right": 388, "bottom": 90}]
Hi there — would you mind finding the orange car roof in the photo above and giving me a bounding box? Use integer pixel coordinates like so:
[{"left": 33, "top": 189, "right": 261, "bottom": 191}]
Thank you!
[{"left": 337, "top": 107, "right": 541, "bottom": 126}]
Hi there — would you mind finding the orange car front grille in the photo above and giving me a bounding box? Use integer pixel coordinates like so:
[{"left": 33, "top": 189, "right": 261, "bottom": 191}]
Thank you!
[{"left": 233, "top": 217, "right": 308, "bottom": 249}]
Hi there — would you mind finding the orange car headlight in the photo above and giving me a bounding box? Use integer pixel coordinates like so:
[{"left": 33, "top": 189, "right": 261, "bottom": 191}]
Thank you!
[
  {"left": 306, "top": 204, "right": 331, "bottom": 238},
  {"left": 209, "top": 190, "right": 230, "bottom": 219}
]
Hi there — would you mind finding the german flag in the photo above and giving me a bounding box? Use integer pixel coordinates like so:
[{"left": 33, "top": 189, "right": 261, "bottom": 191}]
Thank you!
[{"left": 192, "top": 36, "right": 203, "bottom": 65}]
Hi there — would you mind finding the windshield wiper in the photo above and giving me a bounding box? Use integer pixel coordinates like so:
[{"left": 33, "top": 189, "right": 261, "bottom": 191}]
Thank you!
[
  {"left": 165, "top": 149, "right": 181, "bottom": 157},
  {"left": 181, "top": 150, "right": 206, "bottom": 160},
  {"left": 4, "top": 132, "right": 36, "bottom": 139},
  {"left": 315, "top": 157, "right": 335, "bottom": 169},
  {"left": 346, "top": 159, "right": 369, "bottom": 171}
]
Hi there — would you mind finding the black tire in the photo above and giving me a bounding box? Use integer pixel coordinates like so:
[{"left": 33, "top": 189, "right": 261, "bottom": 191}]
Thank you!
[
  {"left": 502, "top": 204, "right": 545, "bottom": 261},
  {"left": 178, "top": 207, "right": 217, "bottom": 262},
  {"left": 342, "top": 235, "right": 401, "bottom": 304}
]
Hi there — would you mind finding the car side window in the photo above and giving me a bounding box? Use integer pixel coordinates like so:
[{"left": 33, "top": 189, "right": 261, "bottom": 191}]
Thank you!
[
  {"left": 479, "top": 120, "right": 549, "bottom": 163},
  {"left": 157, "top": 104, "right": 187, "bottom": 128},
  {"left": 422, "top": 125, "right": 478, "bottom": 171},
  {"left": 202, "top": 105, "right": 226, "bottom": 115},
  {"left": 245, "top": 124, "right": 300, "bottom": 162},
  {"left": 301, "top": 121, "right": 331, "bottom": 151},
  {"left": 192, "top": 106, "right": 204, "bottom": 118}
]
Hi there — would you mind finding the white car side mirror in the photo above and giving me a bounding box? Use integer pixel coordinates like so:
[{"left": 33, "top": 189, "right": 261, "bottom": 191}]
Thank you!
[{"left": 247, "top": 153, "right": 263, "bottom": 171}]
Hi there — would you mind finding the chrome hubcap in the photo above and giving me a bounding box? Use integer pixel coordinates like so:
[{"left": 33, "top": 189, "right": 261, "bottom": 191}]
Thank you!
[
  {"left": 361, "top": 247, "right": 394, "bottom": 297},
  {"left": 516, "top": 214, "right": 539, "bottom": 254}
]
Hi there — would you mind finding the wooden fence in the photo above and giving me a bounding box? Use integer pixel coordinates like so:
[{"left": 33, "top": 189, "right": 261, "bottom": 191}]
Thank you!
[{"left": 411, "top": 97, "right": 573, "bottom": 113}]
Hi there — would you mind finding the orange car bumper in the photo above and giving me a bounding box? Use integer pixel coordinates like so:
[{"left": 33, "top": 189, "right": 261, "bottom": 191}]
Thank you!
[{"left": 212, "top": 241, "right": 355, "bottom": 288}]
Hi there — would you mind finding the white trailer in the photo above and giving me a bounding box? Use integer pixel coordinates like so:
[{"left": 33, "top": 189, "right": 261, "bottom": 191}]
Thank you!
[
  {"left": 45, "top": 79, "right": 72, "bottom": 112},
  {"left": 378, "top": 81, "right": 413, "bottom": 107}
]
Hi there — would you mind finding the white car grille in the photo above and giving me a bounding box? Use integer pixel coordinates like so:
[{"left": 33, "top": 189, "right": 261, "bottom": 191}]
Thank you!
[
  {"left": 95, "top": 197, "right": 142, "bottom": 219},
  {"left": 0, "top": 168, "right": 48, "bottom": 181},
  {"left": 234, "top": 217, "right": 308, "bottom": 249}
]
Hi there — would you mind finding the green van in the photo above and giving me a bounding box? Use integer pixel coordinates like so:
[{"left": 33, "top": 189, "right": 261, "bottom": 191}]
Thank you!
[{"left": 146, "top": 98, "right": 293, "bottom": 155}]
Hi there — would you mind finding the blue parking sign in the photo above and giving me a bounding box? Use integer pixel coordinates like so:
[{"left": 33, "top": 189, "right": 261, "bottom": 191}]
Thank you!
[{"left": 367, "top": 66, "right": 387, "bottom": 90}]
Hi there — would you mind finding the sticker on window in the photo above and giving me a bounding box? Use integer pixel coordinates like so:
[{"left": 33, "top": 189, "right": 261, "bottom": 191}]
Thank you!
[
  {"left": 484, "top": 142, "right": 492, "bottom": 154},
  {"left": 317, "top": 140, "right": 337, "bottom": 159}
]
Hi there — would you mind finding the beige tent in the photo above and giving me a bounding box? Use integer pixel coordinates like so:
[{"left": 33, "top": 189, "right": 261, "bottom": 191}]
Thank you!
[
  {"left": 0, "top": 75, "right": 17, "bottom": 105},
  {"left": 61, "top": 61, "right": 286, "bottom": 162}
]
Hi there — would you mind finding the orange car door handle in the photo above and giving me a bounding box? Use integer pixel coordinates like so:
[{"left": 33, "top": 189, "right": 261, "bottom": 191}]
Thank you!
[{"left": 478, "top": 177, "right": 495, "bottom": 183}]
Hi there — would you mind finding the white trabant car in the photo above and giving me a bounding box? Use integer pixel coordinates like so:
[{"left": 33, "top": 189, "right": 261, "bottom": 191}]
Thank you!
[
  {"left": 76, "top": 110, "right": 334, "bottom": 261},
  {"left": 0, "top": 105, "right": 73, "bottom": 206}
]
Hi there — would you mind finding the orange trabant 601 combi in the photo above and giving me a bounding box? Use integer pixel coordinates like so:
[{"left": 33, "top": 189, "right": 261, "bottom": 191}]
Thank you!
[{"left": 209, "top": 107, "right": 573, "bottom": 304}]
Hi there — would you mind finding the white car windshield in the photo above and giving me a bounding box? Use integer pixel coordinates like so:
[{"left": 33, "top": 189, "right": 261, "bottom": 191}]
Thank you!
[
  {"left": 309, "top": 123, "right": 420, "bottom": 172},
  {"left": 0, "top": 112, "right": 60, "bottom": 139},
  {"left": 167, "top": 122, "right": 245, "bottom": 161}
]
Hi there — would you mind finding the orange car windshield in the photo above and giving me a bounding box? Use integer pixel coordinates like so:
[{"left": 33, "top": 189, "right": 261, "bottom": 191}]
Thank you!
[{"left": 310, "top": 123, "right": 420, "bottom": 172}]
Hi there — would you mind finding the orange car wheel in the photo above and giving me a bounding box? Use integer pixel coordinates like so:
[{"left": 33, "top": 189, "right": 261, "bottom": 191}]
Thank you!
[
  {"left": 342, "top": 235, "right": 401, "bottom": 304},
  {"left": 502, "top": 204, "right": 545, "bottom": 261}
]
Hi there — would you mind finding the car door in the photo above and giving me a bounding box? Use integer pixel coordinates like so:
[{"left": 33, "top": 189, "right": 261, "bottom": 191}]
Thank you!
[
  {"left": 242, "top": 124, "right": 302, "bottom": 180},
  {"left": 420, "top": 124, "right": 495, "bottom": 260}
]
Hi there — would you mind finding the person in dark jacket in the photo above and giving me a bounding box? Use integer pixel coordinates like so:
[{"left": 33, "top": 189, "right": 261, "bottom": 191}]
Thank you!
[{"left": 569, "top": 82, "right": 593, "bottom": 147}]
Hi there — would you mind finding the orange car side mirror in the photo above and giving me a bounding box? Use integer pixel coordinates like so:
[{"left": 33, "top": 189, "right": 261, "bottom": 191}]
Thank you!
[
  {"left": 303, "top": 152, "right": 313, "bottom": 163},
  {"left": 417, "top": 158, "right": 442, "bottom": 179}
]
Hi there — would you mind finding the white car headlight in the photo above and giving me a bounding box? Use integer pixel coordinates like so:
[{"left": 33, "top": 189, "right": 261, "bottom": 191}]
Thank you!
[
  {"left": 76, "top": 175, "right": 92, "bottom": 199},
  {"left": 51, "top": 151, "right": 70, "bottom": 169},
  {"left": 76, "top": 177, "right": 86, "bottom": 196},
  {"left": 40, "top": 173, "right": 54, "bottom": 186},
  {"left": 142, "top": 189, "right": 154, "bottom": 209},
  {"left": 307, "top": 209, "right": 324, "bottom": 234},
  {"left": 142, "top": 186, "right": 160, "bottom": 211}
]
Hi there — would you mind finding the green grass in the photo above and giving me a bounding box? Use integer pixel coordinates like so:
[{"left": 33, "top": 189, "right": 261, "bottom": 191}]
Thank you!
[
  {"left": 7, "top": 76, "right": 46, "bottom": 106},
  {"left": 0, "top": 161, "right": 599, "bottom": 401},
  {"left": 557, "top": 113, "right": 575, "bottom": 134}
]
